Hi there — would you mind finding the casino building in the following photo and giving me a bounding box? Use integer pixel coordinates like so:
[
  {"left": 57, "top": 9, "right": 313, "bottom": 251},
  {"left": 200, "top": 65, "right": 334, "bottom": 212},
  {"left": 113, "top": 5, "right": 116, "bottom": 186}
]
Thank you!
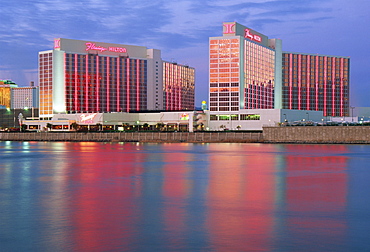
[
  {"left": 209, "top": 22, "right": 281, "bottom": 112},
  {"left": 0, "top": 80, "right": 18, "bottom": 109},
  {"left": 209, "top": 22, "right": 350, "bottom": 117},
  {"left": 11, "top": 85, "right": 39, "bottom": 110},
  {"left": 282, "top": 52, "right": 349, "bottom": 116},
  {"left": 39, "top": 38, "right": 195, "bottom": 118}
]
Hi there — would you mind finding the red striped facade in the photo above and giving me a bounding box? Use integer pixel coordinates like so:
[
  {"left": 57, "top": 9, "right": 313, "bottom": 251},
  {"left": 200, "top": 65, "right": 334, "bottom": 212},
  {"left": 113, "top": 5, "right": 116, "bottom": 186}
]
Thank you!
[{"left": 282, "top": 53, "right": 350, "bottom": 116}]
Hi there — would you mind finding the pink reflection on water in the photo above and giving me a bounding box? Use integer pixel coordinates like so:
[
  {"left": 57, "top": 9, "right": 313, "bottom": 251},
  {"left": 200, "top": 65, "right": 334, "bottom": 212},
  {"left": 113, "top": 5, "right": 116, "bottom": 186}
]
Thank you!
[
  {"left": 66, "top": 142, "right": 145, "bottom": 251},
  {"left": 161, "top": 144, "right": 191, "bottom": 250},
  {"left": 285, "top": 145, "right": 348, "bottom": 244},
  {"left": 206, "top": 144, "right": 277, "bottom": 251}
]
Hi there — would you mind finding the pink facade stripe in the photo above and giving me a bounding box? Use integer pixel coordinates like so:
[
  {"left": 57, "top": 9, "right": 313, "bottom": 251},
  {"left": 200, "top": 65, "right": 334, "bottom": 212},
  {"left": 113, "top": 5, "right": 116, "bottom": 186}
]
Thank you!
[
  {"left": 85, "top": 55, "right": 88, "bottom": 111},
  {"left": 126, "top": 58, "right": 130, "bottom": 112},
  {"left": 324, "top": 56, "right": 327, "bottom": 116},
  {"left": 178, "top": 66, "right": 181, "bottom": 110},
  {"left": 107, "top": 58, "right": 110, "bottom": 112},
  {"left": 136, "top": 59, "right": 140, "bottom": 111},
  {"left": 117, "top": 57, "right": 120, "bottom": 111},
  {"left": 307, "top": 55, "right": 310, "bottom": 110},
  {"left": 298, "top": 54, "right": 301, "bottom": 110},
  {"left": 315, "top": 56, "right": 319, "bottom": 112},
  {"left": 63, "top": 53, "right": 66, "bottom": 111},
  {"left": 166, "top": 63, "right": 169, "bottom": 110},
  {"left": 74, "top": 54, "right": 78, "bottom": 111},
  {"left": 340, "top": 58, "right": 344, "bottom": 116},
  {"left": 289, "top": 54, "right": 293, "bottom": 110},
  {"left": 332, "top": 57, "right": 336, "bottom": 116},
  {"left": 96, "top": 55, "right": 99, "bottom": 112}
]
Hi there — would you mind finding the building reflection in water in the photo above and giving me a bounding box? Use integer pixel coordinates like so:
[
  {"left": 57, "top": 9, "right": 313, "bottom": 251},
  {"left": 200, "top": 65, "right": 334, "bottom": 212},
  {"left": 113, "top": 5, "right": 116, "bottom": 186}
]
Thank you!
[
  {"left": 205, "top": 143, "right": 277, "bottom": 251},
  {"left": 0, "top": 142, "right": 351, "bottom": 251},
  {"left": 65, "top": 142, "right": 145, "bottom": 251},
  {"left": 283, "top": 144, "right": 348, "bottom": 250},
  {"left": 161, "top": 144, "right": 191, "bottom": 250}
]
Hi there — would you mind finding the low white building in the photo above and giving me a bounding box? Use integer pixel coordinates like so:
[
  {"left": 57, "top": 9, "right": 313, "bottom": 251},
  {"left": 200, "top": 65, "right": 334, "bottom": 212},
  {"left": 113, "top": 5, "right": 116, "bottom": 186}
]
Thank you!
[
  {"left": 23, "top": 109, "right": 324, "bottom": 132},
  {"left": 206, "top": 109, "right": 324, "bottom": 131},
  {"left": 24, "top": 111, "right": 197, "bottom": 132}
]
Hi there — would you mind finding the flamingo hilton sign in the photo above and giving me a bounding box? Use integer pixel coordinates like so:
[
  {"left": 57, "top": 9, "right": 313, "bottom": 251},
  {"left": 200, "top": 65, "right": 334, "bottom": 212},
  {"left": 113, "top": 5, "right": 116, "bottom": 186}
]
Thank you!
[{"left": 85, "top": 42, "right": 127, "bottom": 53}]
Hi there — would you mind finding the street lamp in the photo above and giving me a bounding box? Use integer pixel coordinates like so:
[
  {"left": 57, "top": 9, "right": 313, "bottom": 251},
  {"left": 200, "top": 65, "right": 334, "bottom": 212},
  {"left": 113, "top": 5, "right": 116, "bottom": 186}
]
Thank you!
[
  {"left": 283, "top": 113, "right": 287, "bottom": 122},
  {"left": 306, "top": 112, "right": 309, "bottom": 121},
  {"left": 6, "top": 108, "right": 11, "bottom": 128},
  {"left": 7, "top": 108, "right": 15, "bottom": 127},
  {"left": 350, "top": 106, "right": 355, "bottom": 122},
  {"left": 0, "top": 109, "right": 3, "bottom": 129}
]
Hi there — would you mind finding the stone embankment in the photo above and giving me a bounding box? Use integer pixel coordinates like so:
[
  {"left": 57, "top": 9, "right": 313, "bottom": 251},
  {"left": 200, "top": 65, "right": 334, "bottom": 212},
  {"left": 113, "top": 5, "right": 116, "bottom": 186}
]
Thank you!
[
  {"left": 263, "top": 126, "right": 370, "bottom": 144},
  {"left": 0, "top": 131, "right": 262, "bottom": 143},
  {"left": 2, "top": 126, "right": 370, "bottom": 143}
]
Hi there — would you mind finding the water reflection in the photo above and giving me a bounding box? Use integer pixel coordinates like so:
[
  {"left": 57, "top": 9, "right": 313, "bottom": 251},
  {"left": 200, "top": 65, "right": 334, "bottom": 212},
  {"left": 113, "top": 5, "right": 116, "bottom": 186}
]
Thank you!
[
  {"left": 1, "top": 142, "right": 369, "bottom": 251},
  {"left": 282, "top": 145, "right": 348, "bottom": 251}
]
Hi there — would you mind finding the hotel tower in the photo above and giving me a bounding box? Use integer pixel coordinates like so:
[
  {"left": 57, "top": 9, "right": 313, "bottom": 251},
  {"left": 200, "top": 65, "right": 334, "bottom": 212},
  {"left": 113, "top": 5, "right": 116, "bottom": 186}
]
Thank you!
[
  {"left": 209, "top": 22, "right": 350, "bottom": 116},
  {"left": 39, "top": 38, "right": 195, "bottom": 118}
]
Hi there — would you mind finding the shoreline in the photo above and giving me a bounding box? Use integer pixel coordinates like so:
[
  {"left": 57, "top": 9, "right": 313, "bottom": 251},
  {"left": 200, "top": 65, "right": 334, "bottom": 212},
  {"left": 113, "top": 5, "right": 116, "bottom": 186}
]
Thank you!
[{"left": 2, "top": 127, "right": 370, "bottom": 144}]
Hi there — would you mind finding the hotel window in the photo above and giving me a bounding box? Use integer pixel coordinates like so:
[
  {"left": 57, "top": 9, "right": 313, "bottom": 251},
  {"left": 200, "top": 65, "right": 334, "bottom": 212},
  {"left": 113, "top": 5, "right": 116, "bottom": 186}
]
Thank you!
[
  {"left": 218, "top": 115, "right": 230, "bottom": 120},
  {"left": 240, "top": 114, "right": 260, "bottom": 120},
  {"left": 210, "top": 115, "right": 218, "bottom": 120}
]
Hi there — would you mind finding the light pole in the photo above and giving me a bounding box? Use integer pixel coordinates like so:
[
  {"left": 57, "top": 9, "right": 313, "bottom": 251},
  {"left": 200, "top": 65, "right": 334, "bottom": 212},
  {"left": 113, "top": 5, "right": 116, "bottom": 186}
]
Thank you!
[
  {"left": 350, "top": 106, "right": 354, "bottom": 122},
  {"left": 0, "top": 109, "right": 3, "bottom": 129},
  {"left": 6, "top": 108, "right": 11, "bottom": 129},
  {"left": 283, "top": 113, "right": 287, "bottom": 122},
  {"left": 306, "top": 112, "right": 309, "bottom": 121}
]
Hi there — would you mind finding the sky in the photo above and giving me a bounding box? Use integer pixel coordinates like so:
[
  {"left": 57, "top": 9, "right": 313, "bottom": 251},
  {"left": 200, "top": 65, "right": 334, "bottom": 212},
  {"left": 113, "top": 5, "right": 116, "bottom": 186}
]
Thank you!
[{"left": 0, "top": 0, "right": 369, "bottom": 107}]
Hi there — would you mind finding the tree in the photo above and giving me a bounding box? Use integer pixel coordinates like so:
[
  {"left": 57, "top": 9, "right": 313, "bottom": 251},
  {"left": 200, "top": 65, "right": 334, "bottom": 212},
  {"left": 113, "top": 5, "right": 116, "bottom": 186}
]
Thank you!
[
  {"left": 96, "top": 123, "right": 102, "bottom": 131},
  {"left": 156, "top": 122, "right": 165, "bottom": 131},
  {"left": 122, "top": 123, "right": 130, "bottom": 131},
  {"left": 46, "top": 123, "right": 52, "bottom": 131},
  {"left": 21, "top": 124, "right": 27, "bottom": 131},
  {"left": 143, "top": 123, "right": 149, "bottom": 131},
  {"left": 71, "top": 122, "right": 78, "bottom": 131},
  {"left": 196, "top": 123, "right": 204, "bottom": 131}
]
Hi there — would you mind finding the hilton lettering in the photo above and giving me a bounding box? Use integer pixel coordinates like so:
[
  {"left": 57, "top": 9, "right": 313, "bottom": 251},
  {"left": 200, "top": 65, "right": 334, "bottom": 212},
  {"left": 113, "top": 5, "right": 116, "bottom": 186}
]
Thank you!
[{"left": 108, "top": 47, "right": 127, "bottom": 53}]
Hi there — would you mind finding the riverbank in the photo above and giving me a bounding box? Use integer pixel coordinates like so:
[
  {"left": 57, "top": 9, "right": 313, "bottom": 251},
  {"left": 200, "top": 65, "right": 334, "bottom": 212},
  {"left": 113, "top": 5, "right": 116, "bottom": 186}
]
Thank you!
[
  {"left": 263, "top": 126, "right": 370, "bottom": 144},
  {"left": 2, "top": 126, "right": 370, "bottom": 144},
  {"left": 0, "top": 131, "right": 263, "bottom": 143}
]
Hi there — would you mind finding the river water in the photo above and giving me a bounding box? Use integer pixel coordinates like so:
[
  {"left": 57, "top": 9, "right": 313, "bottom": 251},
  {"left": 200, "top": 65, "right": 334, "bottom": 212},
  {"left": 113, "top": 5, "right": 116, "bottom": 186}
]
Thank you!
[{"left": 1, "top": 141, "right": 370, "bottom": 251}]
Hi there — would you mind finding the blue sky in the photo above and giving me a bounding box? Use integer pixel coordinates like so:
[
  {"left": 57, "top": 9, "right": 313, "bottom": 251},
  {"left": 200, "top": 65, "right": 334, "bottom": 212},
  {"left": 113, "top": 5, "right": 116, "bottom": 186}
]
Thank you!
[{"left": 0, "top": 0, "right": 369, "bottom": 107}]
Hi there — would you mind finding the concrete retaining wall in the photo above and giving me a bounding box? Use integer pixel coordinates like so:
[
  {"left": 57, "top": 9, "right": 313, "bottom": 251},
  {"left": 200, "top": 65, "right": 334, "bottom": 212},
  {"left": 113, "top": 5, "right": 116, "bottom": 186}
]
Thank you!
[
  {"left": 0, "top": 132, "right": 263, "bottom": 143},
  {"left": 4, "top": 127, "right": 370, "bottom": 143},
  {"left": 263, "top": 126, "right": 370, "bottom": 143}
]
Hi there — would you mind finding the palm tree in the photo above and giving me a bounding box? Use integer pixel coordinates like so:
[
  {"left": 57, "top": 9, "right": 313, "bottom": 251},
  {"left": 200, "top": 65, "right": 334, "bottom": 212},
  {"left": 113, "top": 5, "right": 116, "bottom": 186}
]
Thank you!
[
  {"left": 122, "top": 123, "right": 130, "bottom": 131},
  {"left": 71, "top": 122, "right": 78, "bottom": 131},
  {"left": 143, "top": 123, "right": 149, "bottom": 131},
  {"left": 46, "top": 123, "right": 52, "bottom": 131},
  {"left": 96, "top": 123, "right": 102, "bottom": 131},
  {"left": 156, "top": 122, "right": 165, "bottom": 131},
  {"left": 21, "top": 124, "right": 27, "bottom": 132}
]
